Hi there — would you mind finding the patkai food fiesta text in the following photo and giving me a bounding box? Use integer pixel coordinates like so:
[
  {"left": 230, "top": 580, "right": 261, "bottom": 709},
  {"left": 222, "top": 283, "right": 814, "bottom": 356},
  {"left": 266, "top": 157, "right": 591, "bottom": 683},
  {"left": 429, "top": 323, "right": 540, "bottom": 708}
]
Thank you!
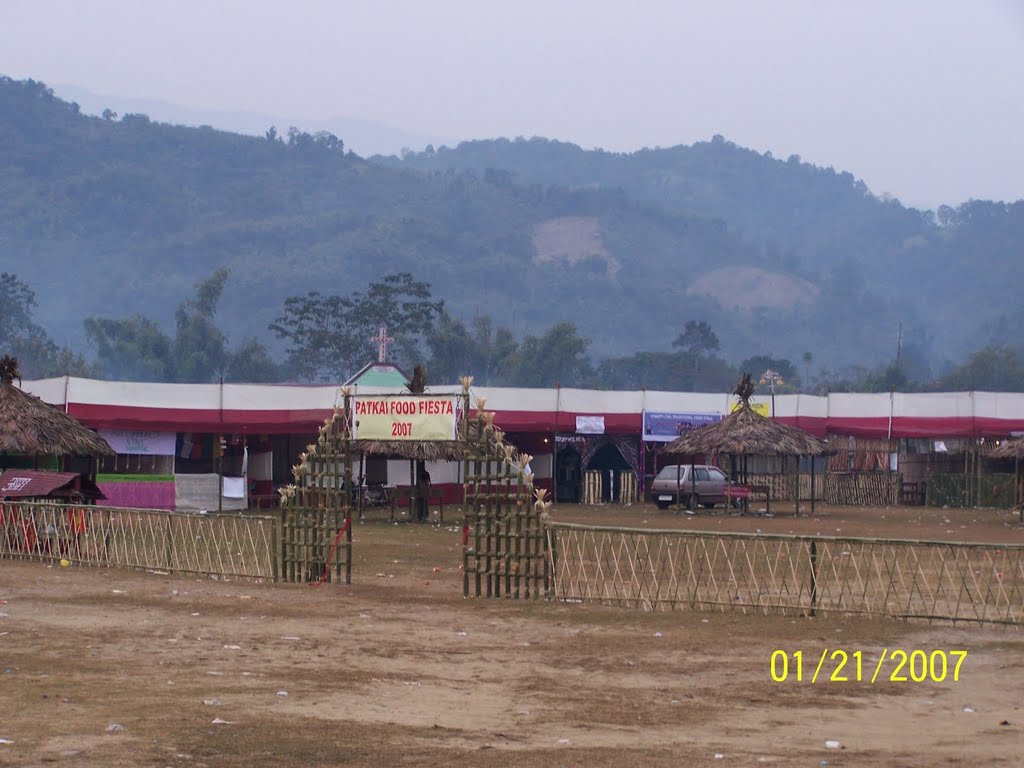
[{"left": 355, "top": 398, "right": 455, "bottom": 416}]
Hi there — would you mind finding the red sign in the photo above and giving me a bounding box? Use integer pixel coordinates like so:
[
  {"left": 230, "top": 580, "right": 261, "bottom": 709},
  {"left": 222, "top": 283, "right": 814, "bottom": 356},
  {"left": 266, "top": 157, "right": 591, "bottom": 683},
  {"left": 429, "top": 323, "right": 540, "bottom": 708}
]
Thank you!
[{"left": 724, "top": 485, "right": 751, "bottom": 499}]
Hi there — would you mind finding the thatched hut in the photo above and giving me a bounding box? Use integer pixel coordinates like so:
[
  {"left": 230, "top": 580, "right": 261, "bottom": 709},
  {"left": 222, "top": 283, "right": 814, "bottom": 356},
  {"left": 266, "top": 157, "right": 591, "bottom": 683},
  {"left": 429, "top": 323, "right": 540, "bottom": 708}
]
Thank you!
[
  {"left": 0, "top": 356, "right": 114, "bottom": 465},
  {"left": 661, "top": 374, "right": 831, "bottom": 515}
]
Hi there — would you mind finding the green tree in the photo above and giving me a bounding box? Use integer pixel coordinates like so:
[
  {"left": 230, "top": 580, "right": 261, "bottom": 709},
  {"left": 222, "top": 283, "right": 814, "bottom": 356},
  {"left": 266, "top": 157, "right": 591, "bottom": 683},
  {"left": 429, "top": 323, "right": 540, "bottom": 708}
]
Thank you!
[
  {"left": 0, "top": 273, "right": 95, "bottom": 377},
  {"left": 503, "top": 322, "right": 592, "bottom": 387},
  {"left": 802, "top": 352, "right": 813, "bottom": 391},
  {"left": 84, "top": 315, "right": 174, "bottom": 381},
  {"left": 173, "top": 269, "right": 229, "bottom": 382},
  {"left": 739, "top": 355, "right": 798, "bottom": 391},
  {"left": 936, "top": 346, "right": 1024, "bottom": 392},
  {"left": 672, "top": 320, "right": 720, "bottom": 376},
  {"left": 271, "top": 273, "right": 443, "bottom": 381},
  {"left": 226, "top": 339, "right": 282, "bottom": 383}
]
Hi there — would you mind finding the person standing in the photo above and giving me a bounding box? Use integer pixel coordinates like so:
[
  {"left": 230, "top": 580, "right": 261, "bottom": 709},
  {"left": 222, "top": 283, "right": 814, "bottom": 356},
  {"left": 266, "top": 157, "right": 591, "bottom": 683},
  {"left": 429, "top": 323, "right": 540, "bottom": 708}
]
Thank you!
[{"left": 415, "top": 465, "right": 432, "bottom": 522}]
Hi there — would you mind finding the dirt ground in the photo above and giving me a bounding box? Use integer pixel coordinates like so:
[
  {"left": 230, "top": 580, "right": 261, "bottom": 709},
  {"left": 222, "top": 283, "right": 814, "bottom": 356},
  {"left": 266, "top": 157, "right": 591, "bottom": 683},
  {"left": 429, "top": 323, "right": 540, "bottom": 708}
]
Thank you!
[{"left": 1, "top": 502, "right": 1022, "bottom": 767}]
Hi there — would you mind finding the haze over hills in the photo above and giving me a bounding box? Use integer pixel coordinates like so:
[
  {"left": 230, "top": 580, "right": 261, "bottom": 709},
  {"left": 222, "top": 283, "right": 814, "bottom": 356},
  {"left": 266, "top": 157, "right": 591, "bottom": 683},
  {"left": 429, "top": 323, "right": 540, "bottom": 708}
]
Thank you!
[
  {"left": 51, "top": 83, "right": 452, "bottom": 160},
  {"left": 1, "top": 76, "right": 1022, "bottom": 386}
]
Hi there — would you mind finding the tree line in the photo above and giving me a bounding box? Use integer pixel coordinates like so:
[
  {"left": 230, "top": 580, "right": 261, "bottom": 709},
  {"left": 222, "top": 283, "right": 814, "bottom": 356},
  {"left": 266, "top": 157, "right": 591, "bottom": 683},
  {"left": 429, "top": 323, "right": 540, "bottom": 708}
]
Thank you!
[{"left": 3, "top": 270, "right": 1023, "bottom": 393}]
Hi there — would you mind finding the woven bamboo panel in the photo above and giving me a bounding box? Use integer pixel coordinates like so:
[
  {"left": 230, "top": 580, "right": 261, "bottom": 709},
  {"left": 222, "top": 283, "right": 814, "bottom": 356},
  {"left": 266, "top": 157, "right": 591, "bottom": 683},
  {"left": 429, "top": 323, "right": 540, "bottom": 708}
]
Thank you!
[
  {"left": 1, "top": 501, "right": 276, "bottom": 580},
  {"left": 547, "top": 522, "right": 1024, "bottom": 625},
  {"left": 824, "top": 472, "right": 899, "bottom": 505}
]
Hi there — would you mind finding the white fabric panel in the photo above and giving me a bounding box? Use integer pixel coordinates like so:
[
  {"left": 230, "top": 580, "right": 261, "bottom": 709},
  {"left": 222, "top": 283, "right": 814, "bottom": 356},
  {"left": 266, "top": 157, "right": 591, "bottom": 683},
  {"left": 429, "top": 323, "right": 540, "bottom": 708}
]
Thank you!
[
  {"left": 769, "top": 394, "right": 827, "bottom": 418},
  {"left": 424, "top": 460, "right": 460, "bottom": 484},
  {"left": 559, "top": 388, "right": 644, "bottom": 414},
  {"left": 893, "top": 391, "right": 971, "bottom": 419},
  {"left": 826, "top": 393, "right": 893, "bottom": 418},
  {"left": 641, "top": 391, "right": 733, "bottom": 414},
  {"left": 382, "top": 460, "right": 461, "bottom": 484},
  {"left": 386, "top": 459, "right": 415, "bottom": 485},
  {"left": 469, "top": 386, "right": 559, "bottom": 412},
  {"left": 222, "top": 476, "right": 247, "bottom": 499},
  {"left": 174, "top": 473, "right": 246, "bottom": 511},
  {"left": 974, "top": 391, "right": 1024, "bottom": 420},
  {"left": 223, "top": 383, "right": 346, "bottom": 411},
  {"left": 69, "top": 377, "right": 222, "bottom": 408},
  {"left": 21, "top": 377, "right": 69, "bottom": 406},
  {"left": 532, "top": 453, "right": 553, "bottom": 479},
  {"left": 248, "top": 451, "right": 273, "bottom": 481}
]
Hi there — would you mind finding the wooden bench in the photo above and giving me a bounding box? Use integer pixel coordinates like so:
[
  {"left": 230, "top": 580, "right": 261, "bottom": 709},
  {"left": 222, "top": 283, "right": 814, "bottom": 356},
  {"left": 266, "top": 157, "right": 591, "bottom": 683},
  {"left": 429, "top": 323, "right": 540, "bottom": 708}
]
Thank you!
[{"left": 390, "top": 486, "right": 445, "bottom": 524}]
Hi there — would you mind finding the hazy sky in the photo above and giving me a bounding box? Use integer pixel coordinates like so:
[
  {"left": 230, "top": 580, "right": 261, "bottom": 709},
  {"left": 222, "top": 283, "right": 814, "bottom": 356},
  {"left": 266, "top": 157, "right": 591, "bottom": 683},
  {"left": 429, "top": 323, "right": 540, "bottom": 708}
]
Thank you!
[{"left": 3, "top": 0, "right": 1023, "bottom": 208}]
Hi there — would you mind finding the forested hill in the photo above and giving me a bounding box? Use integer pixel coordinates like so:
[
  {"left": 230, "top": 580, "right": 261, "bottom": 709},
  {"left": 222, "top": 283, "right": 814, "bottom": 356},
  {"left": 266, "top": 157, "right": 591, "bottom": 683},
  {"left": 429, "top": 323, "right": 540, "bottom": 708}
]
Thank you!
[
  {"left": 379, "top": 138, "right": 1024, "bottom": 372},
  {"left": 1, "top": 77, "right": 767, "bottom": 361},
  {"left": 376, "top": 136, "right": 935, "bottom": 272},
  {"left": 2, "top": 76, "right": 1023, "bottom": 385}
]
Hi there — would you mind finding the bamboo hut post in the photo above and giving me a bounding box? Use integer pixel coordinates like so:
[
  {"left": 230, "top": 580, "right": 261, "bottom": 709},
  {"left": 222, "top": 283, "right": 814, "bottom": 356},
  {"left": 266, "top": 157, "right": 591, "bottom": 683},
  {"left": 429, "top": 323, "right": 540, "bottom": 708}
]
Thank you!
[
  {"left": 690, "top": 457, "right": 696, "bottom": 513},
  {"left": 794, "top": 454, "right": 800, "bottom": 517},
  {"left": 553, "top": 434, "right": 559, "bottom": 504},
  {"left": 811, "top": 455, "right": 816, "bottom": 515},
  {"left": 675, "top": 463, "right": 682, "bottom": 514}
]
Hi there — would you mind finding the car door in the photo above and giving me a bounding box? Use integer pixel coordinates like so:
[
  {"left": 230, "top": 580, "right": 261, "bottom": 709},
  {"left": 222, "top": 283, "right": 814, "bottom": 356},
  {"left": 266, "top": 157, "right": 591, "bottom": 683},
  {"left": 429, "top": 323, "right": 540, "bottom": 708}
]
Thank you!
[
  {"left": 693, "top": 467, "right": 710, "bottom": 499},
  {"left": 706, "top": 467, "right": 728, "bottom": 502}
]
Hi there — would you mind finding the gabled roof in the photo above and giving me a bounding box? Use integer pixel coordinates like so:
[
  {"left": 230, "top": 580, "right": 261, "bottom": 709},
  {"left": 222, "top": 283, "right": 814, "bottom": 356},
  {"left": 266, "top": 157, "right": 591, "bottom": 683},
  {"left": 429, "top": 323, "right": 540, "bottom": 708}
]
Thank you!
[
  {"left": 0, "top": 469, "right": 105, "bottom": 500},
  {"left": 344, "top": 362, "right": 409, "bottom": 388}
]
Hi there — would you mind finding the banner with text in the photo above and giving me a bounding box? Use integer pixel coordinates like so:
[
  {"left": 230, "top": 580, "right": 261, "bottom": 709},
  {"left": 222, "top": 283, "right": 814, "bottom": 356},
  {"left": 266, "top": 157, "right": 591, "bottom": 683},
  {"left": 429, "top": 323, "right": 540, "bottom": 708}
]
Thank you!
[
  {"left": 575, "top": 415, "right": 606, "bottom": 435},
  {"left": 353, "top": 395, "right": 457, "bottom": 441},
  {"left": 641, "top": 411, "right": 722, "bottom": 442},
  {"left": 99, "top": 430, "right": 178, "bottom": 456},
  {"left": 731, "top": 401, "right": 771, "bottom": 417}
]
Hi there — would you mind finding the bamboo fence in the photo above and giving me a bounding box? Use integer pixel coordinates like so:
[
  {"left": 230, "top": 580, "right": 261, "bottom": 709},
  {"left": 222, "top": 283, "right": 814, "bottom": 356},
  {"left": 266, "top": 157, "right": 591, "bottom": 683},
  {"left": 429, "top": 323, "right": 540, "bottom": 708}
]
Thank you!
[
  {"left": 546, "top": 522, "right": 1024, "bottom": 626},
  {"left": 1, "top": 501, "right": 277, "bottom": 580}
]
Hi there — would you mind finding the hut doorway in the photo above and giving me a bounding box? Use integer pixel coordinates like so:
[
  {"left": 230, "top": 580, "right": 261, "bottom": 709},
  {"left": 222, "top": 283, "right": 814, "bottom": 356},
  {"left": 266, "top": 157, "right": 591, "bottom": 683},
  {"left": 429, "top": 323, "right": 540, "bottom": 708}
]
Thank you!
[
  {"left": 588, "top": 443, "right": 631, "bottom": 502},
  {"left": 556, "top": 447, "right": 581, "bottom": 503}
]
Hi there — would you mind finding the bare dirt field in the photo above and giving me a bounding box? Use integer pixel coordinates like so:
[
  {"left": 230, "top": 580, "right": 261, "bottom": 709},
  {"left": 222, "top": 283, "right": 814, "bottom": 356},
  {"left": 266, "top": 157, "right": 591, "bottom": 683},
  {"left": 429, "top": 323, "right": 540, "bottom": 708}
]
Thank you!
[{"left": 2, "top": 502, "right": 1022, "bottom": 767}]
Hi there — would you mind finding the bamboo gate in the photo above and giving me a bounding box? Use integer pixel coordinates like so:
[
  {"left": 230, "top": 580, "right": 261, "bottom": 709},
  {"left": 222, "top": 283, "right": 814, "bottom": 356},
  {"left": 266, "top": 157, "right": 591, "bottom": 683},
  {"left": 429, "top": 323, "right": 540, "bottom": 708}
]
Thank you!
[
  {"left": 277, "top": 396, "right": 356, "bottom": 584},
  {"left": 461, "top": 381, "right": 551, "bottom": 599},
  {"left": 545, "top": 522, "right": 1024, "bottom": 626}
]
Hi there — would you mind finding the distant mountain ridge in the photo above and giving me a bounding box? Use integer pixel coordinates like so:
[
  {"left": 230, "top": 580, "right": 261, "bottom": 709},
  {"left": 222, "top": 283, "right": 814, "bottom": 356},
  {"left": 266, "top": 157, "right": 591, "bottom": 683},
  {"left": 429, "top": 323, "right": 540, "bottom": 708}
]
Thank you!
[
  {"left": 51, "top": 83, "right": 452, "bottom": 160},
  {"left": 1, "top": 75, "right": 1022, "bottom": 381}
]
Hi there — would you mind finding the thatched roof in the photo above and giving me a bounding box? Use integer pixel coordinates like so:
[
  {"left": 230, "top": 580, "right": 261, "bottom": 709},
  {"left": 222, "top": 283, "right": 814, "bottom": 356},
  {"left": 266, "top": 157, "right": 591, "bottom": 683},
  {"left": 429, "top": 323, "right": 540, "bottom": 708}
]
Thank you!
[
  {"left": 661, "top": 374, "right": 831, "bottom": 458},
  {"left": 353, "top": 439, "right": 465, "bottom": 461},
  {"left": 0, "top": 356, "right": 114, "bottom": 457},
  {"left": 988, "top": 437, "right": 1024, "bottom": 460}
]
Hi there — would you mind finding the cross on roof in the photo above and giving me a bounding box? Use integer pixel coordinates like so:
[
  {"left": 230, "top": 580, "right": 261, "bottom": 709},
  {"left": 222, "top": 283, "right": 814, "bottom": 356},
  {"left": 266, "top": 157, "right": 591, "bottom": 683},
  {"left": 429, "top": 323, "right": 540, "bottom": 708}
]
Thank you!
[{"left": 371, "top": 325, "right": 395, "bottom": 363}]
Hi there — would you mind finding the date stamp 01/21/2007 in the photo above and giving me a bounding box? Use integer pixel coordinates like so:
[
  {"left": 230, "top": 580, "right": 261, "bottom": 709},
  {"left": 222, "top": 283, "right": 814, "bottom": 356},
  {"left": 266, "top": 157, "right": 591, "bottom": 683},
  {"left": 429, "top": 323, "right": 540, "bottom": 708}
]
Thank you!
[{"left": 770, "top": 649, "right": 968, "bottom": 684}]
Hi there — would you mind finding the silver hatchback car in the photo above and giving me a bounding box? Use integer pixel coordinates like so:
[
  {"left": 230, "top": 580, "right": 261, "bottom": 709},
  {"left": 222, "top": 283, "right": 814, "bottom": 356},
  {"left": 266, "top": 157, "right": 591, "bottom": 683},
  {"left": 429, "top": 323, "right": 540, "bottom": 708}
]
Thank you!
[{"left": 650, "top": 464, "right": 735, "bottom": 510}]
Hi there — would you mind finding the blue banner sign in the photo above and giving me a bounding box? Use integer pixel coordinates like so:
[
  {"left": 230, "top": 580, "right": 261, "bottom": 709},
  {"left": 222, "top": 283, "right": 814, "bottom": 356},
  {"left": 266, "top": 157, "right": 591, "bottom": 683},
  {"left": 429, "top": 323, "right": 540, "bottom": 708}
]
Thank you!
[{"left": 642, "top": 411, "right": 722, "bottom": 442}]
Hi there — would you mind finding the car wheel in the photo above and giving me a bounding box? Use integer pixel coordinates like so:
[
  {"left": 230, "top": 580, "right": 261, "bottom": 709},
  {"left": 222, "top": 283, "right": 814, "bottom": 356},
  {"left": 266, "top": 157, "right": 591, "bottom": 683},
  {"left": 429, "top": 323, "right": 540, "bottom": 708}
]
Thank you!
[{"left": 701, "top": 501, "right": 716, "bottom": 509}]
